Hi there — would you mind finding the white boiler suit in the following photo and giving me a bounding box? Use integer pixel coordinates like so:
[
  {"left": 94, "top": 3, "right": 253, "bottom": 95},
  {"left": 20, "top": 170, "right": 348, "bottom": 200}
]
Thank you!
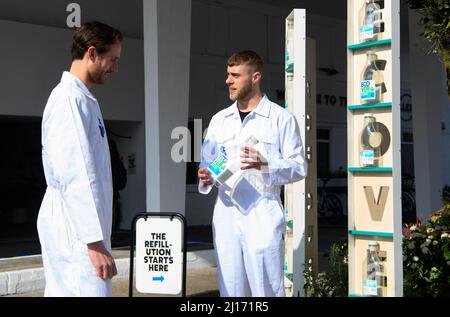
[
  {"left": 199, "top": 95, "right": 307, "bottom": 297},
  {"left": 37, "top": 72, "right": 113, "bottom": 297}
]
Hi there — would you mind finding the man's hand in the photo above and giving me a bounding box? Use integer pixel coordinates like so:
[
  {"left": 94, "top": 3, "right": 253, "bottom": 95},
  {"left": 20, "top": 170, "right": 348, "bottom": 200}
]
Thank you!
[
  {"left": 87, "top": 241, "right": 117, "bottom": 280},
  {"left": 240, "top": 146, "right": 268, "bottom": 170},
  {"left": 198, "top": 168, "right": 213, "bottom": 186}
]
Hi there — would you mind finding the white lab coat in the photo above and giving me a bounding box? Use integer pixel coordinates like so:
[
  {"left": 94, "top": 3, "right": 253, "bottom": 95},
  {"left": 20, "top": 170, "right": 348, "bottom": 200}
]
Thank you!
[
  {"left": 37, "top": 72, "right": 113, "bottom": 297},
  {"left": 199, "top": 95, "right": 307, "bottom": 297}
]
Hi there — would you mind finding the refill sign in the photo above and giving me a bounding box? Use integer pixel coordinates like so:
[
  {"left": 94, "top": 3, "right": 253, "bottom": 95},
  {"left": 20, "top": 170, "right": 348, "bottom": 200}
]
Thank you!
[{"left": 136, "top": 217, "right": 184, "bottom": 295}]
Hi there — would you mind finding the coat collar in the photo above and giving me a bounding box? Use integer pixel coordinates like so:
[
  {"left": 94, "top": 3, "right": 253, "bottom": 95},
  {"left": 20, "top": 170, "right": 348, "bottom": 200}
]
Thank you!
[
  {"left": 61, "top": 71, "right": 97, "bottom": 101},
  {"left": 223, "top": 94, "right": 271, "bottom": 119}
]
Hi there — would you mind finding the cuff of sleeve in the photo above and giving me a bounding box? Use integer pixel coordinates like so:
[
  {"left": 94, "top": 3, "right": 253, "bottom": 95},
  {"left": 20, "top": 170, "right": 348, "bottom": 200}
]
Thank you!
[{"left": 198, "top": 182, "right": 213, "bottom": 195}]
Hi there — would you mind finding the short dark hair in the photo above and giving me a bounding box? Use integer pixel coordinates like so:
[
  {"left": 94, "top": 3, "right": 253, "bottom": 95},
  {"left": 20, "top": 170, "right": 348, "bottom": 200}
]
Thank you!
[
  {"left": 227, "top": 50, "right": 263, "bottom": 73},
  {"left": 71, "top": 21, "right": 123, "bottom": 61}
]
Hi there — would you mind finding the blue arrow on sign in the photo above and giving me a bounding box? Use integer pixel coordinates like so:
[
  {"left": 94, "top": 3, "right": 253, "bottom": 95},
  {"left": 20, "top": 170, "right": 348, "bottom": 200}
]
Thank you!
[{"left": 153, "top": 276, "right": 165, "bottom": 283}]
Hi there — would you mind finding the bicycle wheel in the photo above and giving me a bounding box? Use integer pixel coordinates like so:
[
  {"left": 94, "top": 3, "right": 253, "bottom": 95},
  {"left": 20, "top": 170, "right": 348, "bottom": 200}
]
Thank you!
[
  {"left": 322, "top": 194, "right": 344, "bottom": 225},
  {"left": 402, "top": 191, "right": 416, "bottom": 224}
]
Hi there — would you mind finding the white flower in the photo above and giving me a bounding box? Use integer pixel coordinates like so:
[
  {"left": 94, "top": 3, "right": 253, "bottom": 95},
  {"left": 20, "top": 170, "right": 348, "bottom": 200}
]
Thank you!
[
  {"left": 425, "top": 239, "right": 432, "bottom": 246},
  {"left": 408, "top": 242, "right": 415, "bottom": 249},
  {"left": 428, "top": 235, "right": 434, "bottom": 240},
  {"left": 422, "top": 247, "right": 429, "bottom": 254},
  {"left": 410, "top": 225, "right": 417, "bottom": 231},
  {"left": 447, "top": 261, "right": 450, "bottom": 266},
  {"left": 427, "top": 228, "right": 434, "bottom": 234},
  {"left": 441, "top": 233, "right": 449, "bottom": 240},
  {"left": 411, "top": 263, "right": 417, "bottom": 269},
  {"left": 413, "top": 256, "right": 419, "bottom": 262},
  {"left": 433, "top": 240, "right": 438, "bottom": 245}
]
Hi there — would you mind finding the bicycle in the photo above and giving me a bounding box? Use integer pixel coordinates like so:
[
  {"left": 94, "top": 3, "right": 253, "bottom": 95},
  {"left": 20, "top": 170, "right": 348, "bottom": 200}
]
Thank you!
[
  {"left": 401, "top": 175, "right": 416, "bottom": 224},
  {"left": 317, "top": 178, "right": 344, "bottom": 225}
]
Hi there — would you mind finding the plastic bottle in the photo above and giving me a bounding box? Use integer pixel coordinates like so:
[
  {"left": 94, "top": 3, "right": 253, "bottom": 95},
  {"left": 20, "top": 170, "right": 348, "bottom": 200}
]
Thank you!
[
  {"left": 363, "top": 241, "right": 386, "bottom": 297},
  {"left": 359, "top": 113, "right": 383, "bottom": 167},
  {"left": 207, "top": 135, "right": 259, "bottom": 187},
  {"left": 359, "top": 0, "right": 383, "bottom": 43},
  {"left": 360, "top": 51, "right": 384, "bottom": 104},
  {"left": 286, "top": 20, "right": 294, "bottom": 81}
]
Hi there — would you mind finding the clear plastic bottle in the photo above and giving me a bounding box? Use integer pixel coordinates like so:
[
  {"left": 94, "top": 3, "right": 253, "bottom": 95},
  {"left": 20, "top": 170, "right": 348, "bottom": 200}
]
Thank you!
[
  {"left": 286, "top": 20, "right": 294, "bottom": 81},
  {"left": 360, "top": 51, "right": 384, "bottom": 104},
  {"left": 207, "top": 135, "right": 259, "bottom": 187},
  {"left": 363, "top": 241, "right": 386, "bottom": 297},
  {"left": 359, "top": 113, "right": 383, "bottom": 167},
  {"left": 359, "top": 0, "right": 383, "bottom": 43}
]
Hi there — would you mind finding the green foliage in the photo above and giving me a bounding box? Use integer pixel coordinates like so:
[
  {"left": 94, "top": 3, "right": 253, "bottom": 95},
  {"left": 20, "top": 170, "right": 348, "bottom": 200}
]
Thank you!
[
  {"left": 304, "top": 240, "right": 348, "bottom": 297},
  {"left": 406, "top": 0, "right": 450, "bottom": 96},
  {"left": 402, "top": 200, "right": 450, "bottom": 296}
]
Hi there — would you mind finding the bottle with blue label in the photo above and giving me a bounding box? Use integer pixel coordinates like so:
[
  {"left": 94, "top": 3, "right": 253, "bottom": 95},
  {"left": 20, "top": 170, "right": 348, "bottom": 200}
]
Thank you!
[
  {"left": 359, "top": 113, "right": 383, "bottom": 167},
  {"left": 363, "top": 241, "right": 386, "bottom": 297},
  {"left": 207, "top": 136, "right": 259, "bottom": 187},
  {"left": 360, "top": 51, "right": 383, "bottom": 104},
  {"left": 359, "top": 0, "right": 383, "bottom": 43}
]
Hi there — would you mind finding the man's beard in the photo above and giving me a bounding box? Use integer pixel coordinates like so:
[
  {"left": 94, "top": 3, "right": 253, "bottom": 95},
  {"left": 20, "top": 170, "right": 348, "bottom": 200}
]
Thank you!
[
  {"left": 90, "top": 68, "right": 107, "bottom": 85},
  {"left": 230, "top": 79, "right": 252, "bottom": 102}
]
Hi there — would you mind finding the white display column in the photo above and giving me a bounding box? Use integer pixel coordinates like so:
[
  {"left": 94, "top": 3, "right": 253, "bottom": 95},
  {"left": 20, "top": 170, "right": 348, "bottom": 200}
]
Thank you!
[
  {"left": 143, "top": 0, "right": 192, "bottom": 213},
  {"left": 408, "top": 9, "right": 445, "bottom": 219},
  {"left": 284, "top": 9, "right": 318, "bottom": 297}
]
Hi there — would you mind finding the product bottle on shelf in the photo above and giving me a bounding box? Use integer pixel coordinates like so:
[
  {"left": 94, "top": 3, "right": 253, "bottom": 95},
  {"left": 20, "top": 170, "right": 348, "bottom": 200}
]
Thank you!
[
  {"left": 359, "top": 113, "right": 383, "bottom": 167},
  {"left": 286, "top": 20, "right": 294, "bottom": 81},
  {"left": 359, "top": 0, "right": 383, "bottom": 43},
  {"left": 363, "top": 241, "right": 387, "bottom": 297},
  {"left": 360, "top": 51, "right": 384, "bottom": 104}
]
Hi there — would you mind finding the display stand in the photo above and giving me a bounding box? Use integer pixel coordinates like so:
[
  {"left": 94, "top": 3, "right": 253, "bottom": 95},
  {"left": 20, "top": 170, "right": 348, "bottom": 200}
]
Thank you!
[
  {"left": 347, "top": 0, "right": 402, "bottom": 297},
  {"left": 284, "top": 9, "right": 318, "bottom": 297}
]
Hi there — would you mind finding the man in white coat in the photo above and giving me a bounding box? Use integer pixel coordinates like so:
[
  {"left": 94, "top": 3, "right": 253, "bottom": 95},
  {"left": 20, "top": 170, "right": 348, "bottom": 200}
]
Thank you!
[
  {"left": 37, "top": 21, "right": 122, "bottom": 297},
  {"left": 198, "top": 51, "right": 307, "bottom": 297}
]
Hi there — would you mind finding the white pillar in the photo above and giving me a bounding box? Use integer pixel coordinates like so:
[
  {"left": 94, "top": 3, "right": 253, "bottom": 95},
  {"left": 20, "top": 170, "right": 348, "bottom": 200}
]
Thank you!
[
  {"left": 408, "top": 9, "right": 445, "bottom": 219},
  {"left": 143, "top": 0, "right": 192, "bottom": 214}
]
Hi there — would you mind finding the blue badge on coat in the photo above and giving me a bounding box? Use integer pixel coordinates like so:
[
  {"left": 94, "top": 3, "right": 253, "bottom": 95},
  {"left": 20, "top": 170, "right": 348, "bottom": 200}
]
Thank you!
[{"left": 98, "top": 118, "right": 105, "bottom": 138}]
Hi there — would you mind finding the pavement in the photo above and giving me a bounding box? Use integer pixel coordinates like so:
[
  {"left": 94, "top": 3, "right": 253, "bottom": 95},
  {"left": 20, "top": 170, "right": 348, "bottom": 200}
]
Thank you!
[{"left": 0, "top": 224, "right": 347, "bottom": 297}]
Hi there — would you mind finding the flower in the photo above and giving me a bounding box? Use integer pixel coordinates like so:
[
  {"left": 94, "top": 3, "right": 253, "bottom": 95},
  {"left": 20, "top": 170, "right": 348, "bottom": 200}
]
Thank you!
[
  {"left": 421, "top": 247, "right": 429, "bottom": 254},
  {"left": 411, "top": 263, "right": 417, "bottom": 269},
  {"left": 413, "top": 256, "right": 419, "bottom": 262},
  {"left": 441, "top": 233, "right": 449, "bottom": 240},
  {"left": 433, "top": 240, "right": 438, "bottom": 245},
  {"left": 427, "top": 228, "right": 434, "bottom": 234},
  {"left": 410, "top": 225, "right": 417, "bottom": 231}
]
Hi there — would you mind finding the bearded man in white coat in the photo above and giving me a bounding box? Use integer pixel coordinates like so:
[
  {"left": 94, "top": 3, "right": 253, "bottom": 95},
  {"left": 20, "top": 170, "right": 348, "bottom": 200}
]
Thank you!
[
  {"left": 37, "top": 21, "right": 122, "bottom": 297},
  {"left": 198, "top": 51, "right": 307, "bottom": 297}
]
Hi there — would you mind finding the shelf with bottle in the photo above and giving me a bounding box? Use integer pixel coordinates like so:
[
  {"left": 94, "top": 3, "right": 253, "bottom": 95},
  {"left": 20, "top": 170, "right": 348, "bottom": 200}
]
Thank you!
[
  {"left": 348, "top": 49, "right": 392, "bottom": 109},
  {"left": 348, "top": 0, "right": 392, "bottom": 48},
  {"left": 348, "top": 236, "right": 393, "bottom": 296},
  {"left": 349, "top": 111, "right": 393, "bottom": 170}
]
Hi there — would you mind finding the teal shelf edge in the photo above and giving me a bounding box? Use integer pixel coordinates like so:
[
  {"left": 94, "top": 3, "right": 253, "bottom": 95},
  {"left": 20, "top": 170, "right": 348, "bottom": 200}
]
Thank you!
[
  {"left": 347, "top": 39, "right": 392, "bottom": 50},
  {"left": 348, "top": 102, "right": 392, "bottom": 110},
  {"left": 348, "top": 167, "right": 393, "bottom": 172},
  {"left": 349, "top": 294, "right": 363, "bottom": 297},
  {"left": 349, "top": 230, "right": 394, "bottom": 238}
]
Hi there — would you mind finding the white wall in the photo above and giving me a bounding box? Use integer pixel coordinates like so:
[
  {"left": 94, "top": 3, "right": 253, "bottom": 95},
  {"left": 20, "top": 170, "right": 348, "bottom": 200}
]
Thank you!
[
  {"left": 0, "top": 19, "right": 144, "bottom": 122},
  {"left": 0, "top": 19, "right": 146, "bottom": 230}
]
